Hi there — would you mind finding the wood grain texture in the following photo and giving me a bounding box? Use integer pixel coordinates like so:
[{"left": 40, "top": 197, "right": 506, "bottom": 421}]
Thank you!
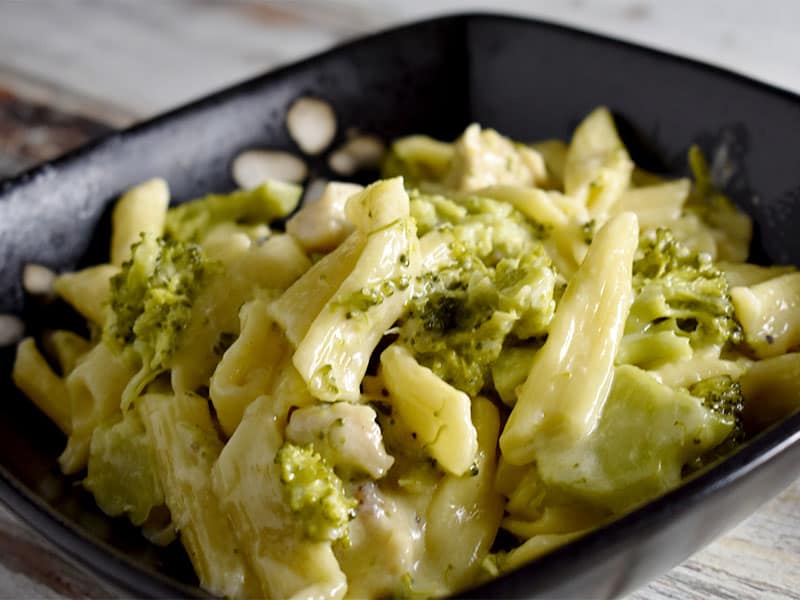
[{"left": 0, "top": 1, "right": 797, "bottom": 598}]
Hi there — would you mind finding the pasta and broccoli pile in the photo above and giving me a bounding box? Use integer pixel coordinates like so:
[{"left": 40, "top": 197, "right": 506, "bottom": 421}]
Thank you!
[{"left": 12, "top": 107, "right": 800, "bottom": 598}]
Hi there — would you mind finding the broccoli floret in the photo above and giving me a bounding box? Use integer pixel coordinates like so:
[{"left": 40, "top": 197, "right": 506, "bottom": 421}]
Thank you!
[
  {"left": 83, "top": 410, "right": 165, "bottom": 526},
  {"left": 626, "top": 228, "right": 742, "bottom": 352},
  {"left": 685, "top": 375, "right": 746, "bottom": 472},
  {"left": 409, "top": 190, "right": 548, "bottom": 264},
  {"left": 398, "top": 244, "right": 554, "bottom": 396},
  {"left": 399, "top": 190, "right": 556, "bottom": 396},
  {"left": 276, "top": 442, "right": 357, "bottom": 544},
  {"left": 398, "top": 257, "right": 515, "bottom": 396},
  {"left": 165, "top": 180, "right": 302, "bottom": 243},
  {"left": 106, "top": 233, "right": 209, "bottom": 374}
]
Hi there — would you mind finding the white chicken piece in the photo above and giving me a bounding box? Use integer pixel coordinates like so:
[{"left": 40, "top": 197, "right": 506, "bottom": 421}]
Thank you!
[
  {"left": 285, "top": 403, "right": 394, "bottom": 478},
  {"left": 286, "top": 182, "right": 363, "bottom": 252}
]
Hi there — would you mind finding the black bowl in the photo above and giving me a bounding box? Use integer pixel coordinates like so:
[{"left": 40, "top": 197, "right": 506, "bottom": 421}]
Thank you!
[{"left": 1, "top": 12, "right": 800, "bottom": 599}]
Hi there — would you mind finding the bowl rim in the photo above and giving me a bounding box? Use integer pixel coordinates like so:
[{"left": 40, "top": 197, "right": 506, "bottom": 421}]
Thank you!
[{"left": 2, "top": 10, "right": 800, "bottom": 599}]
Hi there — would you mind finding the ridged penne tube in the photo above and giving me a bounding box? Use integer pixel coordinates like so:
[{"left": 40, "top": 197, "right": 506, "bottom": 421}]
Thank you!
[
  {"left": 111, "top": 178, "right": 169, "bottom": 265},
  {"left": 732, "top": 272, "right": 800, "bottom": 358},
  {"left": 138, "top": 392, "right": 259, "bottom": 600},
  {"left": 422, "top": 397, "right": 504, "bottom": 593},
  {"left": 210, "top": 295, "right": 291, "bottom": 436},
  {"left": 12, "top": 338, "right": 71, "bottom": 434},
  {"left": 564, "top": 107, "right": 633, "bottom": 216},
  {"left": 42, "top": 330, "right": 93, "bottom": 376},
  {"left": 380, "top": 344, "right": 478, "bottom": 475},
  {"left": 212, "top": 395, "right": 347, "bottom": 600},
  {"left": 612, "top": 179, "right": 690, "bottom": 228},
  {"left": 475, "top": 186, "right": 568, "bottom": 227},
  {"left": 53, "top": 264, "right": 119, "bottom": 326},
  {"left": 294, "top": 217, "right": 419, "bottom": 402},
  {"left": 344, "top": 176, "right": 410, "bottom": 233},
  {"left": 500, "top": 212, "right": 638, "bottom": 465},
  {"left": 269, "top": 232, "right": 366, "bottom": 347},
  {"left": 60, "top": 342, "right": 135, "bottom": 473}
]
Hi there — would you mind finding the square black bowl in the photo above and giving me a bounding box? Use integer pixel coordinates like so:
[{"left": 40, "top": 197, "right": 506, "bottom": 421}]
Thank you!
[{"left": 2, "top": 12, "right": 800, "bottom": 599}]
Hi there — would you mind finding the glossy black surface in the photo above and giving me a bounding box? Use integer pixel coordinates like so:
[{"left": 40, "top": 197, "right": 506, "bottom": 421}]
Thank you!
[{"left": 1, "top": 13, "right": 800, "bottom": 599}]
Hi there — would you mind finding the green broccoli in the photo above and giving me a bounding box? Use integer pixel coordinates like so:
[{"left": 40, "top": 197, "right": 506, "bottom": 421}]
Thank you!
[
  {"left": 397, "top": 188, "right": 555, "bottom": 396},
  {"left": 276, "top": 442, "right": 357, "bottom": 544},
  {"left": 624, "top": 228, "right": 742, "bottom": 357},
  {"left": 684, "top": 375, "right": 746, "bottom": 472},
  {"left": 398, "top": 242, "right": 554, "bottom": 396},
  {"left": 83, "top": 410, "right": 165, "bottom": 526},
  {"left": 164, "top": 179, "right": 302, "bottom": 243},
  {"left": 105, "top": 233, "right": 210, "bottom": 375}
]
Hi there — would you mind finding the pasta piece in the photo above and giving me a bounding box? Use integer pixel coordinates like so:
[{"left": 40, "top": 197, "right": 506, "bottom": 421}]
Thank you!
[
  {"left": 212, "top": 395, "right": 347, "bottom": 600},
  {"left": 500, "top": 212, "right": 638, "bottom": 464},
  {"left": 293, "top": 217, "right": 418, "bottom": 402},
  {"left": 563, "top": 107, "right": 633, "bottom": 216},
  {"left": 61, "top": 341, "right": 135, "bottom": 474},
  {"left": 475, "top": 186, "right": 568, "bottom": 227},
  {"left": 343, "top": 176, "right": 411, "bottom": 233},
  {"left": 651, "top": 348, "right": 751, "bottom": 389},
  {"left": 286, "top": 182, "right": 362, "bottom": 252},
  {"left": 293, "top": 178, "right": 420, "bottom": 401},
  {"left": 718, "top": 261, "right": 795, "bottom": 288},
  {"left": 42, "top": 330, "right": 92, "bottom": 376},
  {"left": 740, "top": 353, "right": 800, "bottom": 432},
  {"left": 209, "top": 295, "right": 290, "bottom": 436},
  {"left": 12, "top": 338, "right": 71, "bottom": 434},
  {"left": 380, "top": 344, "right": 478, "bottom": 476},
  {"left": 285, "top": 403, "right": 394, "bottom": 479},
  {"left": 269, "top": 232, "right": 366, "bottom": 347},
  {"left": 53, "top": 264, "right": 119, "bottom": 326},
  {"left": 138, "top": 392, "right": 258, "bottom": 600},
  {"left": 731, "top": 273, "right": 800, "bottom": 358},
  {"left": 612, "top": 179, "right": 690, "bottom": 228},
  {"left": 422, "top": 397, "right": 505, "bottom": 594},
  {"left": 110, "top": 178, "right": 169, "bottom": 265}
]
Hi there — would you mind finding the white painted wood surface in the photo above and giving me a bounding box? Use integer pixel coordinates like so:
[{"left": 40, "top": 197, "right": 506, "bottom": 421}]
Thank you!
[{"left": 0, "top": 1, "right": 798, "bottom": 598}]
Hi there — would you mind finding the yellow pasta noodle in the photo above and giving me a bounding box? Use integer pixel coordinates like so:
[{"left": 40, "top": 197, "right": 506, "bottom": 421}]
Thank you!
[
  {"left": 210, "top": 295, "right": 291, "bottom": 436},
  {"left": 53, "top": 264, "right": 119, "bottom": 326},
  {"left": 12, "top": 338, "right": 71, "bottom": 434},
  {"left": 138, "top": 391, "right": 259, "bottom": 599},
  {"left": 110, "top": 178, "right": 170, "bottom": 265}
]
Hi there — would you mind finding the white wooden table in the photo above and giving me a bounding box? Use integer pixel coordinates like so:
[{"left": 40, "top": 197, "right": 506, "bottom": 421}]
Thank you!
[{"left": 0, "top": 1, "right": 798, "bottom": 598}]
